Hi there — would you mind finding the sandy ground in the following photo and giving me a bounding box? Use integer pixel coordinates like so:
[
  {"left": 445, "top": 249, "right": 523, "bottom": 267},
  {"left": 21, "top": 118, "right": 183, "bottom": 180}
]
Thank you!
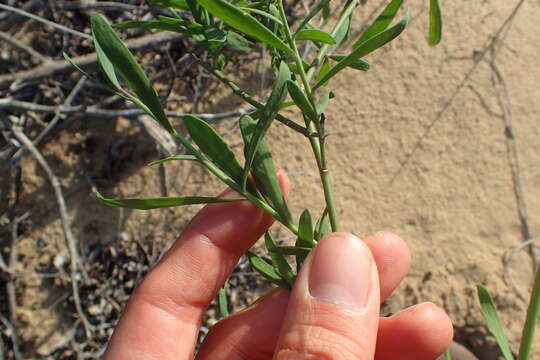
[{"left": 4, "top": 0, "right": 540, "bottom": 358}]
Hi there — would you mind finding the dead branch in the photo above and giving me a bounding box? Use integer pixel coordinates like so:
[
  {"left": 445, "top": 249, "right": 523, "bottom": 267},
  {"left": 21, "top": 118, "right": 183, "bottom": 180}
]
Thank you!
[
  {"left": 0, "top": 98, "right": 254, "bottom": 121},
  {"left": 0, "top": 32, "right": 184, "bottom": 88},
  {"left": 4, "top": 118, "right": 94, "bottom": 339},
  {"left": 0, "top": 3, "right": 91, "bottom": 40},
  {"left": 0, "top": 30, "right": 49, "bottom": 63},
  {"left": 0, "top": 0, "right": 43, "bottom": 32}
]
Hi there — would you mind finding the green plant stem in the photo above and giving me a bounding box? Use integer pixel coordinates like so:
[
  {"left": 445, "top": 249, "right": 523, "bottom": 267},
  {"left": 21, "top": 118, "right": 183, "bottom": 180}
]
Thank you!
[
  {"left": 199, "top": 62, "right": 310, "bottom": 137},
  {"left": 172, "top": 132, "right": 299, "bottom": 235},
  {"left": 278, "top": 0, "right": 340, "bottom": 231},
  {"left": 306, "top": 0, "right": 359, "bottom": 82},
  {"left": 518, "top": 265, "right": 540, "bottom": 360}
]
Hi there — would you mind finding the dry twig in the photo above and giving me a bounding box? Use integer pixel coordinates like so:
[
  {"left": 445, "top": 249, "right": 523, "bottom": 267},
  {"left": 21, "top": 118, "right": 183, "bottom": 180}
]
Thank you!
[
  {"left": 4, "top": 118, "right": 94, "bottom": 339},
  {"left": 0, "top": 32, "right": 184, "bottom": 88}
]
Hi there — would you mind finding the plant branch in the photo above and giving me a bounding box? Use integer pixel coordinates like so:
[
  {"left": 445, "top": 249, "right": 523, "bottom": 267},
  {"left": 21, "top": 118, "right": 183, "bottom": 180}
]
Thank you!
[
  {"left": 199, "top": 62, "right": 310, "bottom": 137},
  {"left": 172, "top": 132, "right": 299, "bottom": 235},
  {"left": 278, "top": 0, "right": 340, "bottom": 231}
]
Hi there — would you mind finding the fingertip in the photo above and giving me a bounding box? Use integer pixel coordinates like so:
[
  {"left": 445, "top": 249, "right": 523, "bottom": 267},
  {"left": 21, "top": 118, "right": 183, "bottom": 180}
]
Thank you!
[
  {"left": 276, "top": 167, "right": 291, "bottom": 198},
  {"left": 364, "top": 232, "right": 411, "bottom": 300},
  {"left": 377, "top": 302, "right": 453, "bottom": 360}
]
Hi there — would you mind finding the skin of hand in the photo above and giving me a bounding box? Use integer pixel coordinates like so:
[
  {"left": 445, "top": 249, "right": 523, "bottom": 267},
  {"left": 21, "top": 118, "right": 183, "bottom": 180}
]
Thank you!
[{"left": 104, "top": 169, "right": 453, "bottom": 360}]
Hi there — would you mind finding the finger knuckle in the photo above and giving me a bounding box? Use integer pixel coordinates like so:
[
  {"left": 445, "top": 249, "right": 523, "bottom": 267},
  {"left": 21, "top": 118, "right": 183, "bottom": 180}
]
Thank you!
[{"left": 275, "top": 322, "right": 368, "bottom": 360}]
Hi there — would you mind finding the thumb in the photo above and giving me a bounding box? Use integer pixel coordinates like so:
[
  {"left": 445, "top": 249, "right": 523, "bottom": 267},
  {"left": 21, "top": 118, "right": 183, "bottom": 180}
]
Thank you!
[{"left": 273, "top": 232, "right": 380, "bottom": 360}]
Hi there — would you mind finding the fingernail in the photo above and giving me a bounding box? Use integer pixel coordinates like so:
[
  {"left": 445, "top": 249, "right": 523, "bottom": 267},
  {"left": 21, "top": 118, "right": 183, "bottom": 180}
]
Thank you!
[{"left": 309, "top": 233, "right": 373, "bottom": 308}]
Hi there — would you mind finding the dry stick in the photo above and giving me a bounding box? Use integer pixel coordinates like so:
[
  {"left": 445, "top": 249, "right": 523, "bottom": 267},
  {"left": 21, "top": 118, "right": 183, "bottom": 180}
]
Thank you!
[
  {"left": 0, "top": 0, "right": 42, "bottom": 32},
  {"left": 505, "top": 237, "right": 540, "bottom": 302},
  {"left": 0, "top": 30, "right": 49, "bottom": 63},
  {"left": 0, "top": 3, "right": 91, "bottom": 40},
  {"left": 0, "top": 315, "right": 19, "bottom": 360},
  {"left": 0, "top": 32, "right": 184, "bottom": 88},
  {"left": 0, "top": 98, "right": 254, "bottom": 120},
  {"left": 3, "top": 77, "right": 87, "bottom": 175},
  {"left": 7, "top": 122, "right": 94, "bottom": 339}
]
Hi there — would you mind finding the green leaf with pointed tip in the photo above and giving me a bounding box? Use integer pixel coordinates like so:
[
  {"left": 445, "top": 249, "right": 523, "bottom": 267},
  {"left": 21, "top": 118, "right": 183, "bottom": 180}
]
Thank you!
[
  {"left": 97, "top": 192, "right": 242, "bottom": 210},
  {"left": 148, "top": 0, "right": 190, "bottom": 10},
  {"left": 197, "top": 0, "right": 293, "bottom": 55},
  {"left": 476, "top": 285, "right": 515, "bottom": 360},
  {"left": 226, "top": 31, "right": 254, "bottom": 51},
  {"left": 247, "top": 252, "right": 290, "bottom": 290},
  {"left": 93, "top": 28, "right": 120, "bottom": 89},
  {"left": 239, "top": 115, "right": 293, "bottom": 225},
  {"left": 295, "top": 0, "right": 330, "bottom": 34},
  {"left": 218, "top": 283, "right": 230, "bottom": 318},
  {"left": 329, "top": 55, "right": 370, "bottom": 71},
  {"left": 287, "top": 59, "right": 310, "bottom": 74},
  {"left": 296, "top": 209, "right": 314, "bottom": 270},
  {"left": 241, "top": 62, "right": 290, "bottom": 189},
  {"left": 315, "top": 57, "right": 331, "bottom": 87},
  {"left": 314, "top": 208, "right": 330, "bottom": 242},
  {"left": 352, "top": 0, "right": 404, "bottom": 49},
  {"left": 63, "top": 52, "right": 120, "bottom": 94},
  {"left": 327, "top": 10, "right": 351, "bottom": 53},
  {"left": 240, "top": 7, "right": 283, "bottom": 26},
  {"left": 269, "top": 246, "right": 311, "bottom": 257},
  {"left": 91, "top": 13, "right": 175, "bottom": 134},
  {"left": 147, "top": 155, "right": 198, "bottom": 167},
  {"left": 295, "top": 29, "right": 336, "bottom": 44},
  {"left": 428, "top": 0, "right": 443, "bottom": 46},
  {"left": 184, "top": 115, "right": 244, "bottom": 182},
  {"left": 314, "top": 12, "right": 409, "bottom": 90},
  {"left": 265, "top": 233, "right": 295, "bottom": 286},
  {"left": 286, "top": 80, "right": 318, "bottom": 125}
]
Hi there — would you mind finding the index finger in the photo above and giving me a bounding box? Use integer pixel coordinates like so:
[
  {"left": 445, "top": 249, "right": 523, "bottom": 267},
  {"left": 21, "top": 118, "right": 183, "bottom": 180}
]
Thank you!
[{"left": 104, "top": 170, "right": 291, "bottom": 360}]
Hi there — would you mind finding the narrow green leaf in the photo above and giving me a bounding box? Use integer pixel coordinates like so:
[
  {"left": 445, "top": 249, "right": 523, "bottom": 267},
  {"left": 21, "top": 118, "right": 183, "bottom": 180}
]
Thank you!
[
  {"left": 265, "top": 233, "right": 295, "bottom": 286},
  {"left": 239, "top": 115, "right": 293, "bottom": 225},
  {"left": 197, "top": 0, "right": 293, "bottom": 55},
  {"left": 97, "top": 192, "right": 242, "bottom": 210},
  {"left": 91, "top": 13, "right": 175, "bottom": 134},
  {"left": 226, "top": 31, "right": 254, "bottom": 51},
  {"left": 186, "top": 0, "right": 210, "bottom": 27},
  {"left": 184, "top": 115, "right": 244, "bottom": 182},
  {"left": 286, "top": 80, "right": 318, "bottom": 124},
  {"left": 314, "top": 12, "right": 409, "bottom": 90},
  {"left": 314, "top": 208, "right": 330, "bottom": 242},
  {"left": 269, "top": 246, "right": 311, "bottom": 257},
  {"left": 218, "top": 283, "right": 230, "bottom": 318},
  {"left": 63, "top": 52, "right": 120, "bottom": 93},
  {"left": 287, "top": 59, "right": 310, "bottom": 74},
  {"left": 147, "top": 154, "right": 198, "bottom": 167},
  {"left": 247, "top": 252, "right": 290, "bottom": 290},
  {"left": 241, "top": 62, "right": 290, "bottom": 189},
  {"left": 295, "top": 0, "right": 330, "bottom": 34},
  {"left": 148, "top": 0, "right": 190, "bottom": 10},
  {"left": 352, "top": 0, "right": 404, "bottom": 48},
  {"left": 295, "top": 29, "right": 336, "bottom": 44},
  {"left": 329, "top": 55, "right": 370, "bottom": 71},
  {"left": 296, "top": 209, "right": 314, "bottom": 270},
  {"left": 476, "top": 285, "right": 515, "bottom": 360},
  {"left": 428, "top": 0, "right": 443, "bottom": 46},
  {"left": 327, "top": 10, "right": 351, "bottom": 53},
  {"left": 315, "top": 57, "right": 331, "bottom": 87},
  {"left": 93, "top": 28, "right": 120, "bottom": 89},
  {"left": 240, "top": 7, "right": 283, "bottom": 26}
]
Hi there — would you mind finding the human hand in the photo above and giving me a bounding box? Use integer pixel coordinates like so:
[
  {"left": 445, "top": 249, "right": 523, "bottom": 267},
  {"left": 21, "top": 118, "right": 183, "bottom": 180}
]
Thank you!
[{"left": 104, "top": 170, "right": 453, "bottom": 359}]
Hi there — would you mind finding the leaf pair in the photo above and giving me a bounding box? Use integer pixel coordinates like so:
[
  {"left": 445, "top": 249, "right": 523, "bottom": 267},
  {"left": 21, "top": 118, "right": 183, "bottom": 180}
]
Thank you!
[
  {"left": 314, "top": 0, "right": 409, "bottom": 89},
  {"left": 90, "top": 13, "right": 175, "bottom": 134}
]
